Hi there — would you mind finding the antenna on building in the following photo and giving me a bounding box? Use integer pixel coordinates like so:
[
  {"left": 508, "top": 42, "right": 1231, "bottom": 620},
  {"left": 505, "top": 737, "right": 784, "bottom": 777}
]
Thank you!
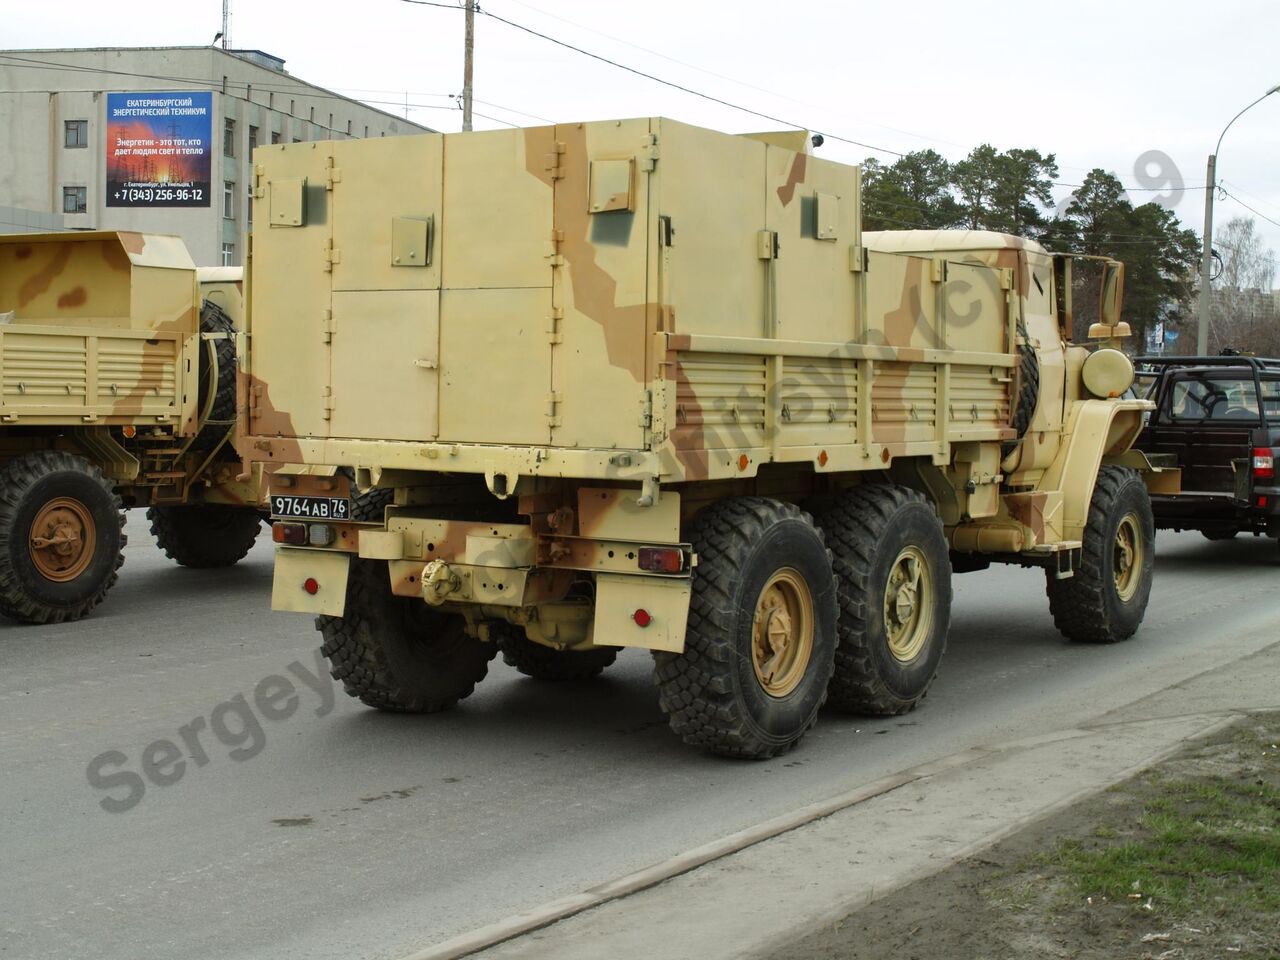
[{"left": 221, "top": 0, "right": 232, "bottom": 49}]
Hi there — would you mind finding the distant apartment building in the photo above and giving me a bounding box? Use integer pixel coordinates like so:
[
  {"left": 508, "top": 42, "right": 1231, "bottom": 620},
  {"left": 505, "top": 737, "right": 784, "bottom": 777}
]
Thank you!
[{"left": 0, "top": 46, "right": 431, "bottom": 264}]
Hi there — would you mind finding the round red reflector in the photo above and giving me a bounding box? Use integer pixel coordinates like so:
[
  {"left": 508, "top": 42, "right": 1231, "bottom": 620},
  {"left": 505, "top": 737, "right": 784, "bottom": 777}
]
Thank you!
[
  {"left": 303, "top": 578, "right": 320, "bottom": 595},
  {"left": 633, "top": 608, "right": 652, "bottom": 628}
]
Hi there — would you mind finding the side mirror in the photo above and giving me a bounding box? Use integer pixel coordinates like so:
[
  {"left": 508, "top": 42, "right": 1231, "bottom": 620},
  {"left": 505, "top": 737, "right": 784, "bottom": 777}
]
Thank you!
[{"left": 1088, "top": 260, "right": 1129, "bottom": 339}]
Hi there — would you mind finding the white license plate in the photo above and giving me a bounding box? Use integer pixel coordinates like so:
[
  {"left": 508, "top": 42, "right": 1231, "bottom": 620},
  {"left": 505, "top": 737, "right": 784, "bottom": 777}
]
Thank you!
[{"left": 271, "top": 495, "right": 351, "bottom": 521}]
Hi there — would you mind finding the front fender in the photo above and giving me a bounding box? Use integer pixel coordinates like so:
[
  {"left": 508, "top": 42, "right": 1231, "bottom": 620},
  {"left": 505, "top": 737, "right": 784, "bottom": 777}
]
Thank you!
[{"left": 1039, "top": 399, "right": 1150, "bottom": 541}]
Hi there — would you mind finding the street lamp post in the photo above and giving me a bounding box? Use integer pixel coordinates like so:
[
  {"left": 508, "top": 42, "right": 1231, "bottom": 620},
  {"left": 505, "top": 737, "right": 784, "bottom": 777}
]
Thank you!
[{"left": 1196, "top": 84, "right": 1280, "bottom": 356}]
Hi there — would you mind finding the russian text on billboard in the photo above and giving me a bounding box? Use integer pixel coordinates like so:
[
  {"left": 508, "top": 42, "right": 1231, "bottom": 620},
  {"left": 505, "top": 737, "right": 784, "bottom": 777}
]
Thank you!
[{"left": 106, "top": 92, "right": 213, "bottom": 208}]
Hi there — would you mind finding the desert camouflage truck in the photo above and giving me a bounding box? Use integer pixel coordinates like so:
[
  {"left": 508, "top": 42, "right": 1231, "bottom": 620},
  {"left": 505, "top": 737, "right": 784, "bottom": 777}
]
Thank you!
[
  {"left": 0, "top": 231, "right": 266, "bottom": 624},
  {"left": 242, "top": 118, "right": 1165, "bottom": 758}
]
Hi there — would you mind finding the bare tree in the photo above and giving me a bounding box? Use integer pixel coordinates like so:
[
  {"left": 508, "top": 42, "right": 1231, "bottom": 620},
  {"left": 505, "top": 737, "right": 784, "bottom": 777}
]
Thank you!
[{"left": 1210, "top": 216, "right": 1279, "bottom": 355}]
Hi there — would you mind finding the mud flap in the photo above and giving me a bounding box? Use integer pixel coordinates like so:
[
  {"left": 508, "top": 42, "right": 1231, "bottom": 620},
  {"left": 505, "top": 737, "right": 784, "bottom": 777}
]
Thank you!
[
  {"left": 593, "top": 573, "right": 690, "bottom": 653},
  {"left": 272, "top": 548, "right": 351, "bottom": 616}
]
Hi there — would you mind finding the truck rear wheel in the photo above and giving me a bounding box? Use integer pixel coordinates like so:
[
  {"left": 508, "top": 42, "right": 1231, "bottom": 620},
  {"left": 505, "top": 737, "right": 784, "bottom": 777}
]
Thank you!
[
  {"left": 498, "top": 627, "right": 618, "bottom": 680},
  {"left": 147, "top": 505, "right": 262, "bottom": 568},
  {"left": 818, "top": 485, "right": 951, "bottom": 715},
  {"left": 653, "top": 498, "right": 837, "bottom": 759},
  {"left": 1046, "top": 466, "right": 1154, "bottom": 643},
  {"left": 318, "top": 558, "right": 496, "bottom": 712},
  {"left": 0, "top": 452, "right": 125, "bottom": 624}
]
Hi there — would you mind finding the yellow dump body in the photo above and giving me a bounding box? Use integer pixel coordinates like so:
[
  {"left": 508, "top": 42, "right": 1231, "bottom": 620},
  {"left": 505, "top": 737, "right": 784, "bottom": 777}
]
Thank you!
[
  {"left": 243, "top": 119, "right": 1033, "bottom": 498},
  {"left": 0, "top": 231, "right": 200, "bottom": 433}
]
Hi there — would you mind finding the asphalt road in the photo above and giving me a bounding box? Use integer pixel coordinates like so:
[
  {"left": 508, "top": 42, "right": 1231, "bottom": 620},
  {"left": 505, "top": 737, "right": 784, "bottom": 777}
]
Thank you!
[{"left": 2, "top": 515, "right": 1277, "bottom": 960}]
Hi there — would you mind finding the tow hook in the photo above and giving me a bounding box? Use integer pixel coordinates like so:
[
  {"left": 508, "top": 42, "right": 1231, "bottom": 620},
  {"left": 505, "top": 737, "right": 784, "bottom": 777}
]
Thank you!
[{"left": 422, "top": 559, "right": 460, "bottom": 606}]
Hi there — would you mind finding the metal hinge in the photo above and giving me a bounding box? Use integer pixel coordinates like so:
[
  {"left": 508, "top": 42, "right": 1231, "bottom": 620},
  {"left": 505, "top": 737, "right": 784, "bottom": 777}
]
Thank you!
[
  {"left": 322, "top": 386, "right": 334, "bottom": 421},
  {"left": 544, "top": 141, "right": 566, "bottom": 181},
  {"left": 547, "top": 306, "right": 564, "bottom": 344},
  {"left": 325, "top": 155, "right": 342, "bottom": 190},
  {"left": 323, "top": 239, "right": 341, "bottom": 272},
  {"left": 639, "top": 390, "right": 653, "bottom": 428},
  {"left": 639, "top": 133, "right": 659, "bottom": 172},
  {"left": 322, "top": 308, "right": 335, "bottom": 343},
  {"left": 545, "top": 229, "right": 564, "bottom": 267},
  {"left": 545, "top": 391, "right": 562, "bottom": 427}
]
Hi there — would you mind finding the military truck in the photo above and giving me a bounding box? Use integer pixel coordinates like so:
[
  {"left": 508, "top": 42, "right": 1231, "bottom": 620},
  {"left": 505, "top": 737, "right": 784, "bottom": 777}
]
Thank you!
[
  {"left": 241, "top": 119, "right": 1164, "bottom": 758},
  {"left": 0, "top": 231, "right": 264, "bottom": 624}
]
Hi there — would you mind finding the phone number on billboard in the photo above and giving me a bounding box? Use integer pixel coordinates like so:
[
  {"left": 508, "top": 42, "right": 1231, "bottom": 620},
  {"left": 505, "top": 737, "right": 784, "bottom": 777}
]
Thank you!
[{"left": 118, "top": 188, "right": 205, "bottom": 202}]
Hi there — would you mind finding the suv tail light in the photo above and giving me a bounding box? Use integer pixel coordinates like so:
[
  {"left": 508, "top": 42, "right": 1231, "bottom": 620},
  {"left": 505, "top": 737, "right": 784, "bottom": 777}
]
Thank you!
[{"left": 1253, "top": 447, "right": 1275, "bottom": 480}]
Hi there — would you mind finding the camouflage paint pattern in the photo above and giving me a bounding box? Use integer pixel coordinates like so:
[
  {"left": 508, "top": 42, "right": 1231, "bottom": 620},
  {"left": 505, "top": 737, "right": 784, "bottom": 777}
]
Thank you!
[
  {"left": 241, "top": 118, "right": 1153, "bottom": 644},
  {"left": 0, "top": 231, "right": 266, "bottom": 509}
]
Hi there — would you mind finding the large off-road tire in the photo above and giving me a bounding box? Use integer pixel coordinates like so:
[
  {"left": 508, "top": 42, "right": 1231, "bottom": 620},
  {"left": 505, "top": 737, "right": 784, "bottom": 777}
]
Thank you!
[
  {"left": 0, "top": 452, "right": 126, "bottom": 624},
  {"left": 318, "top": 558, "right": 496, "bottom": 712},
  {"left": 192, "top": 300, "right": 239, "bottom": 451},
  {"left": 818, "top": 485, "right": 952, "bottom": 716},
  {"left": 1046, "top": 466, "right": 1154, "bottom": 643},
  {"left": 653, "top": 498, "right": 837, "bottom": 759},
  {"left": 498, "top": 625, "right": 618, "bottom": 680},
  {"left": 338, "top": 467, "right": 392, "bottom": 523},
  {"left": 147, "top": 504, "right": 261, "bottom": 568}
]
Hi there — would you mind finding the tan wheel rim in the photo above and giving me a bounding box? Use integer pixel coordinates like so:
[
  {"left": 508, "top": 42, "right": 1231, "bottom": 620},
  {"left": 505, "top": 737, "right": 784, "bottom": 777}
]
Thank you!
[
  {"left": 751, "top": 568, "right": 815, "bottom": 698},
  {"left": 29, "top": 497, "right": 96, "bottom": 582},
  {"left": 1113, "top": 513, "right": 1142, "bottom": 602},
  {"left": 883, "top": 546, "right": 933, "bottom": 663}
]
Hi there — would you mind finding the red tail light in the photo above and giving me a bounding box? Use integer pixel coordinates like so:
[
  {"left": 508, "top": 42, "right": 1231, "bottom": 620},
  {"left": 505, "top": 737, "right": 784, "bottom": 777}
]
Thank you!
[
  {"left": 272, "top": 522, "right": 307, "bottom": 545},
  {"left": 638, "top": 547, "right": 685, "bottom": 573},
  {"left": 1253, "top": 447, "right": 1275, "bottom": 480}
]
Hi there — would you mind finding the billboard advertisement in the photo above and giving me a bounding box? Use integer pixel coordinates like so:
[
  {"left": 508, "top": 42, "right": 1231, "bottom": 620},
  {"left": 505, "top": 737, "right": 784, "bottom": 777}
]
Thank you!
[{"left": 106, "top": 92, "right": 213, "bottom": 208}]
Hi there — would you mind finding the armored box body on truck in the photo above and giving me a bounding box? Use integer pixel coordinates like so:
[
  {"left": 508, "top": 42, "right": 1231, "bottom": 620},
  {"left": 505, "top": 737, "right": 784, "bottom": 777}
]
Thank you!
[
  {"left": 244, "top": 119, "right": 1161, "bottom": 757},
  {"left": 0, "top": 232, "right": 265, "bottom": 623}
]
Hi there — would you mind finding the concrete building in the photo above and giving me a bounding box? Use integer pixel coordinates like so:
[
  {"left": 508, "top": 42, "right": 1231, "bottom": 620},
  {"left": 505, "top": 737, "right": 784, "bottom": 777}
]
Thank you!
[{"left": 0, "top": 46, "right": 432, "bottom": 264}]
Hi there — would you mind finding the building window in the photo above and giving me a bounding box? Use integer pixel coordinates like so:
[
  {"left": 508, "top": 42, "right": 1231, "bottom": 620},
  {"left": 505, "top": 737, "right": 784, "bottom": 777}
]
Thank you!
[
  {"left": 223, "top": 118, "right": 236, "bottom": 157},
  {"left": 64, "top": 120, "right": 88, "bottom": 148},
  {"left": 271, "top": 131, "right": 281, "bottom": 145},
  {"left": 223, "top": 181, "right": 234, "bottom": 219},
  {"left": 221, "top": 243, "right": 235, "bottom": 266},
  {"left": 292, "top": 137, "right": 302, "bottom": 144},
  {"left": 248, "top": 125, "right": 258, "bottom": 157},
  {"left": 62, "top": 186, "right": 87, "bottom": 213}
]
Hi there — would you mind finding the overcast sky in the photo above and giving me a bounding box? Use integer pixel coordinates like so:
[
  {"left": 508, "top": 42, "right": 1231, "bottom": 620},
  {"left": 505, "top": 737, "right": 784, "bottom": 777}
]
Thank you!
[{"left": 7, "top": 0, "right": 1280, "bottom": 261}]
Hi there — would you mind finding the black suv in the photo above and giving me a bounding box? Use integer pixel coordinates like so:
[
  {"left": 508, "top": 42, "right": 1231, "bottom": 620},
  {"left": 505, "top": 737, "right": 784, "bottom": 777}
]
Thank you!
[{"left": 1134, "top": 356, "right": 1280, "bottom": 544}]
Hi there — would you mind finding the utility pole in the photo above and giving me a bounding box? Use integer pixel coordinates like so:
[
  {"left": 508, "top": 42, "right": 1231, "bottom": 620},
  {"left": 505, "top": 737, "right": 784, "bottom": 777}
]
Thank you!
[
  {"left": 1196, "top": 155, "right": 1216, "bottom": 356},
  {"left": 1196, "top": 84, "right": 1279, "bottom": 356},
  {"left": 461, "top": 0, "right": 475, "bottom": 132}
]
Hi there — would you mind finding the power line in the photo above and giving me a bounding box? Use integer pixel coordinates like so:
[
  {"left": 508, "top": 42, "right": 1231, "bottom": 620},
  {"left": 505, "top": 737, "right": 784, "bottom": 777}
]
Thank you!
[
  {"left": 1219, "top": 188, "right": 1280, "bottom": 231},
  {"left": 398, "top": 0, "right": 905, "bottom": 156},
  {"left": 497, "top": 0, "right": 966, "bottom": 151}
]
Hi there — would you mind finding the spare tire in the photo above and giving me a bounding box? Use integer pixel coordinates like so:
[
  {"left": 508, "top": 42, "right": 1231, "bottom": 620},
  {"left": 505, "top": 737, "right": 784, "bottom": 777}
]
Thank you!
[{"left": 191, "top": 300, "right": 238, "bottom": 451}]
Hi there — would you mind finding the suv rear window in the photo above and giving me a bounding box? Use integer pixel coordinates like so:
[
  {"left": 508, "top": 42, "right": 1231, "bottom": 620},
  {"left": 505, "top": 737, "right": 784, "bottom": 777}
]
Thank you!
[{"left": 1165, "top": 375, "right": 1280, "bottom": 422}]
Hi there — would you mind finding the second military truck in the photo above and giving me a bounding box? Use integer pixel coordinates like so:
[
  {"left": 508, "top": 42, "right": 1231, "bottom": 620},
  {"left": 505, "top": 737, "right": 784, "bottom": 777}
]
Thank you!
[
  {"left": 0, "top": 232, "right": 264, "bottom": 624},
  {"left": 242, "top": 119, "right": 1161, "bottom": 758}
]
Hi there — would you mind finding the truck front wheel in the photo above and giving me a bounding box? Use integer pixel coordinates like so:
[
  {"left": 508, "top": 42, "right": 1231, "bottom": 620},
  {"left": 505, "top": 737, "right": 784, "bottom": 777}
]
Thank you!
[
  {"left": 0, "top": 452, "right": 126, "bottom": 624},
  {"left": 818, "top": 485, "right": 952, "bottom": 716},
  {"left": 653, "top": 498, "right": 837, "bottom": 759},
  {"left": 1046, "top": 466, "right": 1154, "bottom": 643},
  {"left": 318, "top": 558, "right": 496, "bottom": 712},
  {"left": 147, "top": 505, "right": 262, "bottom": 568}
]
